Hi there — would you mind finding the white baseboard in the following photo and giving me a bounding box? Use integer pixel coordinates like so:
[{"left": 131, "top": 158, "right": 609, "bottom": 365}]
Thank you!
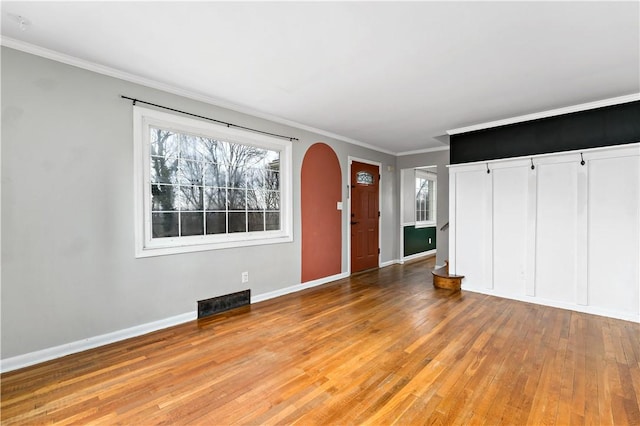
[
  {"left": 251, "top": 272, "right": 349, "bottom": 304},
  {"left": 462, "top": 286, "right": 640, "bottom": 323},
  {"left": 0, "top": 311, "right": 197, "bottom": 373},
  {"left": 1, "top": 272, "right": 355, "bottom": 373},
  {"left": 7, "top": 263, "right": 457, "bottom": 373},
  {"left": 380, "top": 259, "right": 401, "bottom": 268},
  {"left": 402, "top": 249, "right": 436, "bottom": 263}
]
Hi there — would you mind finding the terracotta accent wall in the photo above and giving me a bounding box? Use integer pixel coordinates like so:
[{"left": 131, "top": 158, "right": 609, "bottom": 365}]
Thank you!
[{"left": 301, "top": 143, "right": 342, "bottom": 282}]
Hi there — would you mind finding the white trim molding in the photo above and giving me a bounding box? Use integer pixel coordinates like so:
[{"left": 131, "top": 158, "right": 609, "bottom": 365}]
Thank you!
[
  {"left": 397, "top": 145, "right": 450, "bottom": 156},
  {"left": 0, "top": 311, "right": 197, "bottom": 373},
  {"left": 133, "top": 106, "right": 294, "bottom": 257},
  {"left": 251, "top": 272, "right": 349, "bottom": 304},
  {"left": 347, "top": 157, "right": 383, "bottom": 275},
  {"left": 402, "top": 249, "right": 436, "bottom": 263},
  {"left": 1, "top": 271, "right": 352, "bottom": 373},
  {"left": 446, "top": 142, "right": 640, "bottom": 170},
  {"left": 447, "top": 93, "right": 640, "bottom": 135},
  {"left": 0, "top": 37, "right": 397, "bottom": 156},
  {"left": 463, "top": 286, "right": 640, "bottom": 324}
]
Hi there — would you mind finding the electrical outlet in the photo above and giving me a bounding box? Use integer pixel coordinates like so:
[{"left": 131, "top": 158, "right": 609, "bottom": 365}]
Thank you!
[{"left": 241, "top": 271, "right": 249, "bottom": 283}]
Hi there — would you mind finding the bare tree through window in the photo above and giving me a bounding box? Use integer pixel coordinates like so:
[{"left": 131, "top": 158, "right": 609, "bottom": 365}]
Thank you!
[{"left": 150, "top": 127, "right": 281, "bottom": 238}]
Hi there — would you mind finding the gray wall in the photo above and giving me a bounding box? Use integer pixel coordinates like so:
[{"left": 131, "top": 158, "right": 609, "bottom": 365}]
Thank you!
[
  {"left": 397, "top": 149, "right": 450, "bottom": 265},
  {"left": 401, "top": 168, "right": 415, "bottom": 224},
  {"left": 1, "top": 47, "right": 397, "bottom": 359}
]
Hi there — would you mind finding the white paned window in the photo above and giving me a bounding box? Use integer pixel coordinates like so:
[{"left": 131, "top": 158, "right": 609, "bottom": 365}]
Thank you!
[
  {"left": 134, "top": 106, "right": 293, "bottom": 257},
  {"left": 415, "top": 170, "right": 436, "bottom": 227}
]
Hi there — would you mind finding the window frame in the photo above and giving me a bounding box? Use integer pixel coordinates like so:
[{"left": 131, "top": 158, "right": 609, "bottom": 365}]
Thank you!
[
  {"left": 133, "top": 106, "right": 293, "bottom": 258},
  {"left": 415, "top": 170, "right": 437, "bottom": 228}
]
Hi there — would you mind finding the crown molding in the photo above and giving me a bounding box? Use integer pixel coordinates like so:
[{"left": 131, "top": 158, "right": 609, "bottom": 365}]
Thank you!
[
  {"left": 1, "top": 36, "right": 398, "bottom": 155},
  {"left": 447, "top": 93, "right": 640, "bottom": 136},
  {"left": 396, "top": 145, "right": 450, "bottom": 156}
]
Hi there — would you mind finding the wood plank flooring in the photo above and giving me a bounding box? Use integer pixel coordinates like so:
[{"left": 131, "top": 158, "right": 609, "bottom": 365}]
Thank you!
[{"left": 2, "top": 257, "right": 640, "bottom": 424}]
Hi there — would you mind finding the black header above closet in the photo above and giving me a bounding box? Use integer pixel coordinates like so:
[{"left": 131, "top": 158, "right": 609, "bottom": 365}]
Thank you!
[{"left": 450, "top": 100, "right": 640, "bottom": 164}]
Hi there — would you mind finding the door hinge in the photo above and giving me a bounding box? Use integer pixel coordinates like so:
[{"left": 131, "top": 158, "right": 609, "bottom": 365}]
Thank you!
[
  {"left": 378, "top": 248, "right": 381, "bottom": 254},
  {"left": 378, "top": 211, "right": 381, "bottom": 217}
]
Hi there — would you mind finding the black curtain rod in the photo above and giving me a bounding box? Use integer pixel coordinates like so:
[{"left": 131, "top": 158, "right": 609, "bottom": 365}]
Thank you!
[{"left": 121, "top": 96, "right": 299, "bottom": 141}]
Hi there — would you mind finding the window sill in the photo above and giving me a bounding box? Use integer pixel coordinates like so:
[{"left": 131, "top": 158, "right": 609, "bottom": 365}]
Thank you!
[
  {"left": 136, "top": 233, "right": 293, "bottom": 258},
  {"left": 415, "top": 221, "right": 437, "bottom": 229}
]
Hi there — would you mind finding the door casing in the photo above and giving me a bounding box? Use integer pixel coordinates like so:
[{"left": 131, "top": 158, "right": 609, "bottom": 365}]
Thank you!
[{"left": 347, "top": 156, "right": 382, "bottom": 274}]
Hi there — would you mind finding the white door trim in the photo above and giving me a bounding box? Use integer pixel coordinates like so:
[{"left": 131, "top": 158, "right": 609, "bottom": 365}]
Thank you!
[{"left": 348, "top": 156, "right": 382, "bottom": 275}]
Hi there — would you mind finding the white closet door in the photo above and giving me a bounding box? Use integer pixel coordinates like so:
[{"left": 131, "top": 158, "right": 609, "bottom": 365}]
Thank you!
[
  {"left": 493, "top": 166, "right": 528, "bottom": 297},
  {"left": 535, "top": 162, "right": 578, "bottom": 303},
  {"left": 455, "top": 169, "right": 491, "bottom": 289},
  {"left": 588, "top": 155, "right": 640, "bottom": 316}
]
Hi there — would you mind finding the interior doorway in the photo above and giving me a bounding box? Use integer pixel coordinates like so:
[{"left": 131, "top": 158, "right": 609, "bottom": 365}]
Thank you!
[{"left": 400, "top": 165, "right": 438, "bottom": 262}]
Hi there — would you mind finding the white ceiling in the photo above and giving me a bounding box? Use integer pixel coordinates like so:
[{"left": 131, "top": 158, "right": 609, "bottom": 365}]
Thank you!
[{"left": 2, "top": 1, "right": 639, "bottom": 154}]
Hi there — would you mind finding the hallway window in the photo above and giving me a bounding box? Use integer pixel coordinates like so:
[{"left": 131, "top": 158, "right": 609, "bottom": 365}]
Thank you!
[{"left": 416, "top": 170, "right": 436, "bottom": 226}]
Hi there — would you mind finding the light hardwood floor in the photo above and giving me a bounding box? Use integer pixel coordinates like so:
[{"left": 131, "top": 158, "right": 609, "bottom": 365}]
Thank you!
[{"left": 2, "top": 257, "right": 640, "bottom": 424}]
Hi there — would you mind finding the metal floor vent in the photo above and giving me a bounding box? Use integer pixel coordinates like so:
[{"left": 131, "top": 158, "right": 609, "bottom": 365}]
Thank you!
[{"left": 198, "top": 290, "right": 251, "bottom": 319}]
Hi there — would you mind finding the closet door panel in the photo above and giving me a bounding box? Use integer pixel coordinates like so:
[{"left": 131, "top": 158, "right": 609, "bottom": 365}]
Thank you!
[
  {"left": 455, "top": 170, "right": 490, "bottom": 289},
  {"left": 535, "top": 162, "right": 578, "bottom": 303},
  {"left": 493, "top": 166, "right": 528, "bottom": 297},
  {"left": 588, "top": 156, "right": 640, "bottom": 315}
]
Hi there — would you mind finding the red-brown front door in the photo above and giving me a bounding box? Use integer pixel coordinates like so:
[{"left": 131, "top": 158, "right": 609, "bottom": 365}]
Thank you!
[{"left": 350, "top": 161, "right": 379, "bottom": 273}]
